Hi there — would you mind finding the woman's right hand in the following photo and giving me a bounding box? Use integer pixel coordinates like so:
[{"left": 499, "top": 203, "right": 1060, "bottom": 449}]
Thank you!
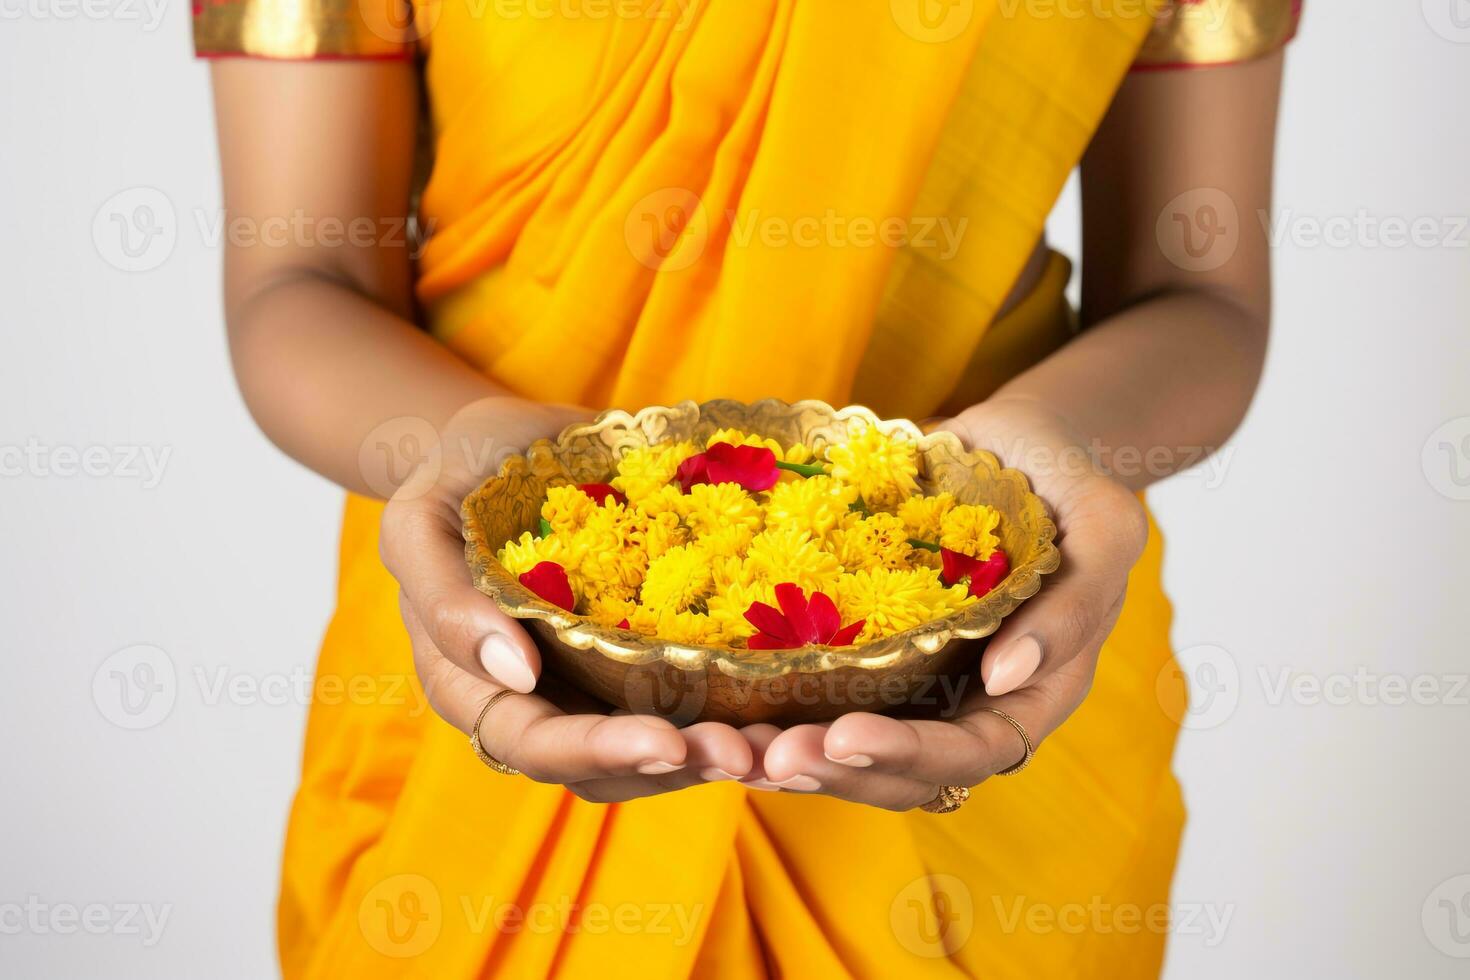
[{"left": 379, "top": 396, "right": 756, "bottom": 801}]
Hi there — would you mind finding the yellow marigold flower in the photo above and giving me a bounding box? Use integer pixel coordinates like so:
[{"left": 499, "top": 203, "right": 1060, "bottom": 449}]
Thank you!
[
  {"left": 692, "top": 522, "right": 755, "bottom": 559},
  {"left": 897, "top": 491, "right": 955, "bottom": 542},
  {"left": 706, "top": 428, "right": 814, "bottom": 465},
  {"left": 612, "top": 441, "right": 698, "bottom": 502},
  {"left": 496, "top": 530, "right": 573, "bottom": 578},
  {"left": 705, "top": 580, "right": 774, "bottom": 641},
  {"left": 939, "top": 503, "right": 1001, "bottom": 560},
  {"left": 541, "top": 484, "right": 597, "bottom": 538},
  {"left": 586, "top": 593, "right": 636, "bottom": 628},
  {"left": 834, "top": 567, "right": 976, "bottom": 642},
  {"left": 829, "top": 512, "right": 912, "bottom": 572},
  {"left": 636, "top": 484, "right": 687, "bottom": 518},
  {"left": 764, "top": 475, "right": 859, "bottom": 544},
  {"left": 678, "top": 482, "right": 764, "bottom": 539},
  {"left": 743, "top": 527, "right": 843, "bottom": 595},
  {"left": 640, "top": 544, "right": 714, "bottom": 613},
  {"left": 626, "top": 606, "right": 725, "bottom": 645},
  {"left": 630, "top": 509, "right": 688, "bottom": 561},
  {"left": 710, "top": 553, "right": 753, "bottom": 592},
  {"left": 825, "top": 422, "right": 920, "bottom": 511},
  {"left": 567, "top": 505, "right": 645, "bottom": 601}
]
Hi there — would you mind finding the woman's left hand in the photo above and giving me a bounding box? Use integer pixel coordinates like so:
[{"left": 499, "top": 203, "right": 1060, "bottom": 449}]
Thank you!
[{"left": 751, "top": 396, "right": 1150, "bottom": 809}]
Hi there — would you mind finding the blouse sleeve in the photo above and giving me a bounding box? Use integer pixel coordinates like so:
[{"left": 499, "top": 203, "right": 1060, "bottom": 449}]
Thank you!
[
  {"left": 1132, "top": 0, "right": 1302, "bottom": 71},
  {"left": 193, "top": 0, "right": 417, "bottom": 60}
]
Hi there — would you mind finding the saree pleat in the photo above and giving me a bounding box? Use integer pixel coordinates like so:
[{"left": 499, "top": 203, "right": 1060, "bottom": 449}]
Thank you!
[{"left": 278, "top": 2, "right": 1196, "bottom": 976}]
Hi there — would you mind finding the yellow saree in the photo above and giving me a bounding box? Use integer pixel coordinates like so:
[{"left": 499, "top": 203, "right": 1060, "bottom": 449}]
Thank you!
[{"left": 193, "top": 0, "right": 1302, "bottom": 976}]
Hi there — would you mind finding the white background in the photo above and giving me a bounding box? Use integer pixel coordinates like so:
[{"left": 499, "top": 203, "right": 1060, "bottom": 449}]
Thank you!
[{"left": 3, "top": 4, "right": 1469, "bottom": 978}]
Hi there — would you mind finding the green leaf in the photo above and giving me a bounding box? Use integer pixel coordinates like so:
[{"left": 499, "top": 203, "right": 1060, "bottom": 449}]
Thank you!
[
  {"left": 774, "top": 460, "right": 828, "bottom": 478},
  {"left": 537, "top": 517, "right": 553, "bottom": 538},
  {"left": 907, "top": 536, "right": 941, "bottom": 553}
]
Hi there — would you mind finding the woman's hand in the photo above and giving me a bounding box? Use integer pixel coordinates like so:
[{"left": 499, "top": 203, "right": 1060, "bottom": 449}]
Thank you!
[
  {"left": 753, "top": 396, "right": 1149, "bottom": 809},
  {"left": 380, "top": 396, "right": 755, "bottom": 801}
]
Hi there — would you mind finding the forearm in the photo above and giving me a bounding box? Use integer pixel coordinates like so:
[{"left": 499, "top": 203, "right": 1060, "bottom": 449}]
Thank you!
[
  {"left": 227, "top": 271, "right": 503, "bottom": 498},
  {"left": 994, "top": 288, "right": 1268, "bottom": 491}
]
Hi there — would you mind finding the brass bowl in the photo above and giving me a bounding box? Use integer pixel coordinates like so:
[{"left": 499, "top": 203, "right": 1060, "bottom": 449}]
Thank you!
[{"left": 461, "top": 399, "right": 1059, "bottom": 726}]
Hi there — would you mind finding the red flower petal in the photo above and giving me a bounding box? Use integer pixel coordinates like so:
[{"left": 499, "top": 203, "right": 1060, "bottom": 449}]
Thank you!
[
  {"left": 743, "top": 600, "right": 798, "bottom": 645},
  {"left": 967, "top": 550, "right": 1010, "bottom": 598},
  {"left": 577, "top": 483, "right": 627, "bottom": 507},
  {"left": 829, "top": 619, "right": 866, "bottom": 646},
  {"left": 519, "top": 560, "right": 575, "bottom": 612},
  {"left": 674, "top": 452, "right": 710, "bottom": 491},
  {"left": 774, "top": 582, "right": 819, "bottom": 643},
  {"left": 616, "top": 618, "right": 631, "bottom": 630},
  {"left": 940, "top": 547, "right": 981, "bottom": 587},
  {"left": 806, "top": 591, "right": 842, "bottom": 643},
  {"left": 704, "top": 442, "right": 778, "bottom": 492},
  {"left": 747, "top": 632, "right": 797, "bottom": 650}
]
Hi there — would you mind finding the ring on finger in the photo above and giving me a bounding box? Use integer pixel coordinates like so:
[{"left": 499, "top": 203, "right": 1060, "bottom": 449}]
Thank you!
[
  {"left": 980, "top": 706, "right": 1034, "bottom": 775},
  {"left": 470, "top": 690, "right": 522, "bottom": 776}
]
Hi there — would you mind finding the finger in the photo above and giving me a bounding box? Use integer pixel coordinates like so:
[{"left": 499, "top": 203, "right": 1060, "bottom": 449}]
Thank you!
[
  {"left": 736, "top": 723, "right": 784, "bottom": 791},
  {"left": 760, "top": 724, "right": 939, "bottom": 811},
  {"left": 822, "top": 709, "right": 1030, "bottom": 787},
  {"left": 402, "top": 603, "right": 685, "bottom": 782},
  {"left": 384, "top": 494, "right": 542, "bottom": 693},
  {"left": 976, "top": 480, "right": 1140, "bottom": 696},
  {"left": 565, "top": 722, "right": 756, "bottom": 803}
]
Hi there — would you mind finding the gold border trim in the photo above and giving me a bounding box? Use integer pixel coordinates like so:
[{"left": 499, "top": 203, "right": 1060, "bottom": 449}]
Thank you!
[
  {"left": 193, "top": 0, "right": 414, "bottom": 59},
  {"left": 1135, "top": 0, "right": 1301, "bottom": 69}
]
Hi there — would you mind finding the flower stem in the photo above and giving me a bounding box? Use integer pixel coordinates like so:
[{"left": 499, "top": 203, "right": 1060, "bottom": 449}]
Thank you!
[
  {"left": 774, "top": 460, "right": 828, "bottom": 478},
  {"left": 907, "top": 537, "right": 941, "bottom": 553}
]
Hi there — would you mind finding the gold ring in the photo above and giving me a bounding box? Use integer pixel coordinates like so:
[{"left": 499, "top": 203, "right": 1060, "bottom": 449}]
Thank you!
[
  {"left": 919, "top": 785, "right": 971, "bottom": 813},
  {"left": 470, "top": 689, "right": 522, "bottom": 776},
  {"left": 980, "top": 706, "right": 1034, "bottom": 775}
]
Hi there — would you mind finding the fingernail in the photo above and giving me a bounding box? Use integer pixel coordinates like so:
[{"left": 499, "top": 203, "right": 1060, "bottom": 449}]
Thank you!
[
  {"left": 478, "top": 634, "right": 535, "bottom": 693},
  {"left": 985, "top": 634, "right": 1042, "bottom": 696},
  {"left": 825, "top": 752, "right": 873, "bottom": 767},
  {"left": 771, "top": 774, "right": 820, "bottom": 792},
  {"left": 700, "top": 767, "right": 740, "bottom": 781},
  {"left": 636, "top": 760, "right": 683, "bottom": 775},
  {"left": 741, "top": 779, "right": 783, "bottom": 792}
]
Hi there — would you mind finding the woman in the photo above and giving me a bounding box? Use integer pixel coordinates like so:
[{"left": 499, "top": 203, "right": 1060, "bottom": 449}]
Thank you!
[{"left": 197, "top": 0, "right": 1300, "bottom": 974}]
